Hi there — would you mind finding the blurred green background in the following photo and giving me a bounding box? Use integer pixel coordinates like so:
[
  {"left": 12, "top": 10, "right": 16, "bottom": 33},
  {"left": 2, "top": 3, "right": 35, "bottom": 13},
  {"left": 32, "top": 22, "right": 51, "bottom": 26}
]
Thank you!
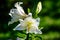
[{"left": 0, "top": 0, "right": 60, "bottom": 40}]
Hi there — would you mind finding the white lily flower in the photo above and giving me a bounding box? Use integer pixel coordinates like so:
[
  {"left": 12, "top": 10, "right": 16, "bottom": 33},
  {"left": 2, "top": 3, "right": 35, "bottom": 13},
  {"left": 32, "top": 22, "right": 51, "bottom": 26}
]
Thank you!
[
  {"left": 13, "top": 13, "right": 42, "bottom": 34},
  {"left": 8, "top": 2, "right": 27, "bottom": 25}
]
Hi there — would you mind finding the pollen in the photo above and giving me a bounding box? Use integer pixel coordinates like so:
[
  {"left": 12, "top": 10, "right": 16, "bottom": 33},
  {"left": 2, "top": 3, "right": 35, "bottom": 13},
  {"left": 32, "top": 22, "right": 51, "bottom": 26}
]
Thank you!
[{"left": 26, "top": 21, "right": 33, "bottom": 31}]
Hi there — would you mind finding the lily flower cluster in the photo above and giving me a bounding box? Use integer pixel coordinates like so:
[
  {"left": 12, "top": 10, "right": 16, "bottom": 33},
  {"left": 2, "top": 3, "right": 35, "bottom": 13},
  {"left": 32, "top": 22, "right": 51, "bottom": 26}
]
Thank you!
[{"left": 8, "top": 2, "right": 42, "bottom": 34}]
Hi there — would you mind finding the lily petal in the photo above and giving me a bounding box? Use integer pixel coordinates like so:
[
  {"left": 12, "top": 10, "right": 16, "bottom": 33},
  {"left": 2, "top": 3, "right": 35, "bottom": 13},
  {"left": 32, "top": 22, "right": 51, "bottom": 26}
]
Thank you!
[
  {"left": 29, "top": 26, "right": 42, "bottom": 34},
  {"left": 13, "top": 24, "right": 26, "bottom": 30},
  {"left": 35, "top": 29, "right": 42, "bottom": 34},
  {"left": 36, "top": 18, "right": 40, "bottom": 22},
  {"left": 28, "top": 13, "right": 32, "bottom": 17},
  {"left": 36, "top": 18, "right": 40, "bottom": 26},
  {"left": 19, "top": 19, "right": 23, "bottom": 22},
  {"left": 15, "top": 2, "right": 25, "bottom": 15}
]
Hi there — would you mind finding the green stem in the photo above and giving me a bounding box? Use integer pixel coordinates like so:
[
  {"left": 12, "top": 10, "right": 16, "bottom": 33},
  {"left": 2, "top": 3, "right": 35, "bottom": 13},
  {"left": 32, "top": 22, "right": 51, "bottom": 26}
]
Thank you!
[{"left": 25, "top": 33, "right": 29, "bottom": 40}]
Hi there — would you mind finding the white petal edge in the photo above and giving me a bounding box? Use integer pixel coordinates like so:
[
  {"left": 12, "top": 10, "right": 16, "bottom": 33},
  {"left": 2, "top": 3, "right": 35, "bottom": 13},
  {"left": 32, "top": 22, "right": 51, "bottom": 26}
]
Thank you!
[
  {"left": 28, "top": 13, "right": 32, "bottom": 17},
  {"left": 35, "top": 18, "right": 40, "bottom": 26},
  {"left": 36, "top": 17, "right": 40, "bottom": 22},
  {"left": 35, "top": 29, "right": 42, "bottom": 34},
  {"left": 14, "top": 2, "right": 25, "bottom": 16},
  {"left": 13, "top": 24, "right": 25, "bottom": 31},
  {"left": 19, "top": 19, "right": 23, "bottom": 22}
]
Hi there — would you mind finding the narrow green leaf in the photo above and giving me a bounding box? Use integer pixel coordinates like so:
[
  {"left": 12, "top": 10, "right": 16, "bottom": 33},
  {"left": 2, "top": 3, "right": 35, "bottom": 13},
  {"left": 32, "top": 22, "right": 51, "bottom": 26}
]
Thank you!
[{"left": 28, "top": 8, "right": 30, "bottom": 13}]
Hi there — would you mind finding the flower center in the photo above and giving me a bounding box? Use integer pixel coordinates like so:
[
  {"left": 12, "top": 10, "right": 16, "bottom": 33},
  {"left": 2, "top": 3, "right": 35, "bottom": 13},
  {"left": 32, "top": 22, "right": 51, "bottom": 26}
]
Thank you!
[{"left": 26, "top": 21, "right": 33, "bottom": 31}]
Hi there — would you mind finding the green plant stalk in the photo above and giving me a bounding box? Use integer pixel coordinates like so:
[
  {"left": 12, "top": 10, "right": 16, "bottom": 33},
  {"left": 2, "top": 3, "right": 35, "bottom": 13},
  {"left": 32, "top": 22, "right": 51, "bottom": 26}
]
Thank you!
[{"left": 25, "top": 33, "right": 29, "bottom": 40}]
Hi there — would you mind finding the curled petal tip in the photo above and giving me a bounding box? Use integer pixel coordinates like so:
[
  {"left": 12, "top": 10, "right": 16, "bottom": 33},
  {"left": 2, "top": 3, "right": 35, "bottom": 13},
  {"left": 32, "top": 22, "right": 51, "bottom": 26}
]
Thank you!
[
  {"left": 36, "top": 18, "right": 40, "bottom": 22},
  {"left": 15, "top": 2, "right": 23, "bottom": 8},
  {"left": 28, "top": 13, "right": 32, "bottom": 17},
  {"left": 19, "top": 2, "right": 23, "bottom": 5}
]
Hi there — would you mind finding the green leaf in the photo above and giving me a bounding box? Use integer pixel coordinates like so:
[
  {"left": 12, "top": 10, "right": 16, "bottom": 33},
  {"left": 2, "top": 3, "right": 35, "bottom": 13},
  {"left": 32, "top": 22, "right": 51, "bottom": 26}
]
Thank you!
[{"left": 28, "top": 8, "right": 30, "bottom": 13}]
